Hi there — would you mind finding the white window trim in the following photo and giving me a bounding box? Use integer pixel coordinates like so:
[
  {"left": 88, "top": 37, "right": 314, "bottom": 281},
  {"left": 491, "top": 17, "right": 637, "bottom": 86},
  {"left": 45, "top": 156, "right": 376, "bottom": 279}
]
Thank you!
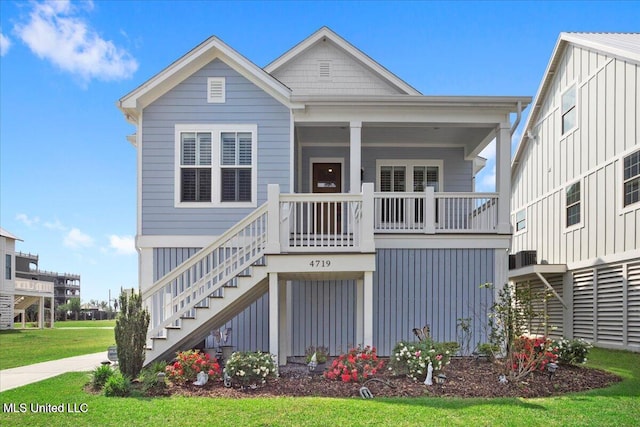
[
  {"left": 563, "top": 178, "right": 584, "bottom": 233},
  {"left": 514, "top": 208, "right": 527, "bottom": 235},
  {"left": 560, "top": 82, "right": 578, "bottom": 136},
  {"left": 207, "top": 77, "right": 226, "bottom": 103},
  {"left": 375, "top": 159, "right": 444, "bottom": 192},
  {"left": 174, "top": 124, "right": 257, "bottom": 208},
  {"left": 620, "top": 149, "right": 640, "bottom": 214}
]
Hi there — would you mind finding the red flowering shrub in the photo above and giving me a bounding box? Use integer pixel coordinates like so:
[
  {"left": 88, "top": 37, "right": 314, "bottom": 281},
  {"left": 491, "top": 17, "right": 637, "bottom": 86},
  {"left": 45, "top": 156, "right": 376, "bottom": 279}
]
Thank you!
[
  {"left": 165, "top": 350, "right": 221, "bottom": 383},
  {"left": 324, "top": 346, "right": 384, "bottom": 383},
  {"left": 509, "top": 336, "right": 558, "bottom": 380}
]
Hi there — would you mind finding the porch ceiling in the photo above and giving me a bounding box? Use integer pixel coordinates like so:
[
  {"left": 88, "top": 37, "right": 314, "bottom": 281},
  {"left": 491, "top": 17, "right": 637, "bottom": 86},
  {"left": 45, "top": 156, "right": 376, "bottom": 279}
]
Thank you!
[{"left": 295, "top": 123, "right": 496, "bottom": 154}]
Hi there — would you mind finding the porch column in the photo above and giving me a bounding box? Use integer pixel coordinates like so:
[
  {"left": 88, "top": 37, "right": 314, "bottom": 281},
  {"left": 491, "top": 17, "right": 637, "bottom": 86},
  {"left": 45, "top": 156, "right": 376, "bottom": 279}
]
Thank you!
[
  {"left": 38, "top": 296, "right": 44, "bottom": 328},
  {"left": 350, "top": 121, "right": 362, "bottom": 194},
  {"left": 266, "top": 184, "right": 281, "bottom": 254},
  {"left": 355, "top": 271, "right": 374, "bottom": 347},
  {"left": 50, "top": 296, "right": 55, "bottom": 328},
  {"left": 496, "top": 123, "right": 511, "bottom": 234},
  {"left": 269, "top": 272, "right": 287, "bottom": 366}
]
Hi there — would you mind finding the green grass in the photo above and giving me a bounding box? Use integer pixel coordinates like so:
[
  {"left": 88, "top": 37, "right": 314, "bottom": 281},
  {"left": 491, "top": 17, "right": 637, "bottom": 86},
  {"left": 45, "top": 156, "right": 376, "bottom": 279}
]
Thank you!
[
  {"left": 0, "top": 327, "right": 115, "bottom": 369},
  {"left": 53, "top": 320, "right": 116, "bottom": 328},
  {"left": 0, "top": 348, "right": 638, "bottom": 426}
]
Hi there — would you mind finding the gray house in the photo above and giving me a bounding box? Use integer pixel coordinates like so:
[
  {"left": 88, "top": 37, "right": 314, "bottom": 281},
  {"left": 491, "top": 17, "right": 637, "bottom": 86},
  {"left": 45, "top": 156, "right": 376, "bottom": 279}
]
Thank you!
[{"left": 118, "top": 27, "right": 531, "bottom": 365}]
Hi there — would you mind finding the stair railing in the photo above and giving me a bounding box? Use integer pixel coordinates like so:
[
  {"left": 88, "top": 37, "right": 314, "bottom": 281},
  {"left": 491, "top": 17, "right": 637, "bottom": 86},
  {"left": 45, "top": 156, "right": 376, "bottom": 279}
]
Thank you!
[{"left": 145, "top": 203, "right": 268, "bottom": 342}]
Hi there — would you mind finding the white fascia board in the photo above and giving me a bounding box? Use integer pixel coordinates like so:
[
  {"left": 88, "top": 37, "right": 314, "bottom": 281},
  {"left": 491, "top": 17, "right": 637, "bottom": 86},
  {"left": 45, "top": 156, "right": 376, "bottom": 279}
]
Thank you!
[
  {"left": 473, "top": 156, "right": 487, "bottom": 175},
  {"left": 118, "top": 36, "right": 293, "bottom": 115},
  {"left": 292, "top": 94, "right": 531, "bottom": 109},
  {"left": 0, "top": 228, "right": 22, "bottom": 241},
  {"left": 265, "top": 27, "right": 422, "bottom": 96},
  {"left": 511, "top": 36, "right": 567, "bottom": 177}
]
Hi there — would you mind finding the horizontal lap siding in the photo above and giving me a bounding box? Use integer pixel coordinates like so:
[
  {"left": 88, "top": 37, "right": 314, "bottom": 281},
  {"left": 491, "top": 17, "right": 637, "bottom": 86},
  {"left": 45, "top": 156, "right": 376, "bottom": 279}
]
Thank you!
[{"left": 141, "top": 58, "right": 290, "bottom": 236}]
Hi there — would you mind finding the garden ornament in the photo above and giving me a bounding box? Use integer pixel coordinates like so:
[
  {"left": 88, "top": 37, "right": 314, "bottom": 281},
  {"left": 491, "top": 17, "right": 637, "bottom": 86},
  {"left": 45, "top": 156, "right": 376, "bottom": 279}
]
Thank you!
[
  {"left": 424, "top": 361, "right": 433, "bottom": 385},
  {"left": 193, "top": 371, "right": 208, "bottom": 386},
  {"left": 498, "top": 374, "right": 508, "bottom": 384},
  {"left": 223, "top": 371, "right": 232, "bottom": 388},
  {"left": 308, "top": 352, "right": 318, "bottom": 371}
]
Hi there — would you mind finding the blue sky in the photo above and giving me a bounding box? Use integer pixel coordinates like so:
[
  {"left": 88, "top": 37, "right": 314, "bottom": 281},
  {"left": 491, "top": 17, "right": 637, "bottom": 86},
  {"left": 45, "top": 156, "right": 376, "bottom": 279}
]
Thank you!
[{"left": 1, "top": 0, "right": 638, "bottom": 304}]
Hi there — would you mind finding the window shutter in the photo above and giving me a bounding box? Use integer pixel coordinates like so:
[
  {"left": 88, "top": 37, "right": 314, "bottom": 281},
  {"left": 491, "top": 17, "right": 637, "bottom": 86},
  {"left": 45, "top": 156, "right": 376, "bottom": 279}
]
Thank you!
[{"left": 207, "top": 77, "right": 225, "bottom": 103}]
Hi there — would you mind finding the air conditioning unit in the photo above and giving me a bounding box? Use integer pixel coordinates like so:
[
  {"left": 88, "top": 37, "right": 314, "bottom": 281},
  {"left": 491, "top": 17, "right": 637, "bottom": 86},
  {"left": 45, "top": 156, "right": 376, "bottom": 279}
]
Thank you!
[
  {"left": 508, "top": 255, "right": 516, "bottom": 270},
  {"left": 514, "top": 251, "right": 537, "bottom": 268}
]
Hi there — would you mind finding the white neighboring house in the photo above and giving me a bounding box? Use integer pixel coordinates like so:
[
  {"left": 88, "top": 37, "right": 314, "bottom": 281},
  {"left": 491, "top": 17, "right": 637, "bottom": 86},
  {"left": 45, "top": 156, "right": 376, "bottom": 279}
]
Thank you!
[
  {"left": 510, "top": 33, "right": 640, "bottom": 352},
  {"left": 0, "top": 227, "right": 55, "bottom": 330}
]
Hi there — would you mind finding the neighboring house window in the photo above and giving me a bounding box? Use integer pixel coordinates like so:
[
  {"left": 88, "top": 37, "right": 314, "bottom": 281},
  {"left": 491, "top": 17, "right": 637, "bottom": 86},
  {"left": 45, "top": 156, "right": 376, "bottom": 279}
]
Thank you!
[
  {"left": 566, "top": 181, "right": 581, "bottom": 227},
  {"left": 175, "top": 124, "right": 257, "bottom": 207},
  {"left": 623, "top": 150, "right": 640, "bottom": 207},
  {"left": 5, "top": 254, "right": 11, "bottom": 280},
  {"left": 180, "top": 132, "right": 212, "bottom": 202},
  {"left": 515, "top": 209, "right": 526, "bottom": 232},
  {"left": 561, "top": 85, "right": 576, "bottom": 134},
  {"left": 221, "top": 132, "right": 253, "bottom": 202}
]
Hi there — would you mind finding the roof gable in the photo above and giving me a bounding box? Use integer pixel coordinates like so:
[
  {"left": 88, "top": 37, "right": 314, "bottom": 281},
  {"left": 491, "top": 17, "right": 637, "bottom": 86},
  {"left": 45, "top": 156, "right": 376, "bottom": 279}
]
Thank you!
[
  {"left": 118, "top": 36, "right": 293, "bottom": 121},
  {"left": 264, "top": 27, "right": 420, "bottom": 96},
  {"left": 512, "top": 32, "right": 640, "bottom": 176}
]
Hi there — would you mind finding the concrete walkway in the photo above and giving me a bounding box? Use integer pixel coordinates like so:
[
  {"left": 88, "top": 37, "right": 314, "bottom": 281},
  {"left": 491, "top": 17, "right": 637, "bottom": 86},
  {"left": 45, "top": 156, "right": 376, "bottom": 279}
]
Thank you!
[{"left": 0, "top": 351, "right": 108, "bottom": 393}]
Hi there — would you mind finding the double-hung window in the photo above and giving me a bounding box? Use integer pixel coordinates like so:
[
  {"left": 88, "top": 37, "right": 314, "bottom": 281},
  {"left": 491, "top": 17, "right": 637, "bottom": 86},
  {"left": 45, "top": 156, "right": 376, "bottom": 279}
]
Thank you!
[
  {"left": 623, "top": 150, "right": 640, "bottom": 207},
  {"left": 5, "top": 254, "right": 11, "bottom": 280},
  {"left": 566, "top": 181, "right": 581, "bottom": 228},
  {"left": 561, "top": 85, "right": 577, "bottom": 134},
  {"left": 175, "top": 124, "right": 257, "bottom": 207},
  {"left": 515, "top": 209, "right": 526, "bottom": 232}
]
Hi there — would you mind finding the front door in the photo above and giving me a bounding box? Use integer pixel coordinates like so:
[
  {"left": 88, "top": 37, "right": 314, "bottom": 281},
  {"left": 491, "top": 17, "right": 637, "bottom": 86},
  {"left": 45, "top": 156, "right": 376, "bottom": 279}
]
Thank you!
[{"left": 312, "top": 163, "right": 342, "bottom": 234}]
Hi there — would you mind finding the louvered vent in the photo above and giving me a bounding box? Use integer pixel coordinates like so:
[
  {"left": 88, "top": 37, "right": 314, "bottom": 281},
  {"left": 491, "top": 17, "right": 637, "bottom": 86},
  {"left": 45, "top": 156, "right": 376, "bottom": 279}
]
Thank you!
[
  {"left": 207, "top": 77, "right": 225, "bottom": 103},
  {"left": 318, "top": 61, "right": 332, "bottom": 80}
]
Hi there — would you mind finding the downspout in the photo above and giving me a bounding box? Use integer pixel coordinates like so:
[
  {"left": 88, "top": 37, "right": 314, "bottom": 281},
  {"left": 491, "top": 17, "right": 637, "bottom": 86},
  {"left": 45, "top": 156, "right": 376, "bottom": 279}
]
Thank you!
[{"left": 510, "top": 101, "right": 523, "bottom": 136}]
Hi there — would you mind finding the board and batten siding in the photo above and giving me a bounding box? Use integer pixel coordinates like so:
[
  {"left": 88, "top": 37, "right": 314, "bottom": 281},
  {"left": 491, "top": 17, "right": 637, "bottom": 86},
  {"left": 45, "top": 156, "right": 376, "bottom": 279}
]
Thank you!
[
  {"left": 154, "top": 247, "right": 497, "bottom": 356},
  {"left": 141, "top": 58, "right": 291, "bottom": 236},
  {"left": 512, "top": 44, "right": 640, "bottom": 265}
]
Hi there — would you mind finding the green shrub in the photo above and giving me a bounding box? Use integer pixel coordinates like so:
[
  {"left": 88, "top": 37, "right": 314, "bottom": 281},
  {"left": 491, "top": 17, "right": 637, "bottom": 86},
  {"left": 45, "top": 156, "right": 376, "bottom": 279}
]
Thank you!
[
  {"left": 103, "top": 371, "right": 131, "bottom": 397},
  {"left": 114, "top": 289, "right": 150, "bottom": 379},
  {"left": 139, "top": 361, "right": 168, "bottom": 392},
  {"left": 305, "top": 345, "right": 329, "bottom": 364},
  {"left": 90, "top": 364, "right": 114, "bottom": 390},
  {"left": 224, "top": 351, "right": 276, "bottom": 388},
  {"left": 477, "top": 343, "right": 500, "bottom": 360},
  {"left": 390, "top": 339, "right": 453, "bottom": 382},
  {"left": 553, "top": 338, "right": 593, "bottom": 365}
]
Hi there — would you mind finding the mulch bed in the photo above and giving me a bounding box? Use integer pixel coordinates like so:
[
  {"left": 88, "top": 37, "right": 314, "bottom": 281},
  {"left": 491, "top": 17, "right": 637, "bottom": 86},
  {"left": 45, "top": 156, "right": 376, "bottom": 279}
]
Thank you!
[{"left": 159, "top": 357, "right": 621, "bottom": 399}]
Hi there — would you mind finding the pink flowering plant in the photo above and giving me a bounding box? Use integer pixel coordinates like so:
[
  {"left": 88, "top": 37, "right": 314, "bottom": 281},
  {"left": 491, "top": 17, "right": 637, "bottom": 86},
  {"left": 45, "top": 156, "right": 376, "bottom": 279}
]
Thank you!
[
  {"left": 390, "top": 340, "right": 453, "bottom": 382},
  {"left": 324, "top": 346, "right": 384, "bottom": 383},
  {"left": 165, "top": 349, "right": 221, "bottom": 383}
]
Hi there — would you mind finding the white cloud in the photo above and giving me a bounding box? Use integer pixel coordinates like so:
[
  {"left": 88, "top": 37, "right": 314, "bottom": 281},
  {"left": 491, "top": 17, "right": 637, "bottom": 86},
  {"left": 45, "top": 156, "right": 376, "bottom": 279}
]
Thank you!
[
  {"left": 15, "top": 213, "right": 40, "bottom": 227},
  {"left": 64, "top": 227, "right": 94, "bottom": 249},
  {"left": 108, "top": 235, "right": 136, "bottom": 255},
  {"left": 14, "top": 0, "right": 138, "bottom": 82},
  {"left": 43, "top": 219, "right": 67, "bottom": 231},
  {"left": 0, "top": 29, "right": 10, "bottom": 56},
  {"left": 479, "top": 139, "right": 496, "bottom": 163}
]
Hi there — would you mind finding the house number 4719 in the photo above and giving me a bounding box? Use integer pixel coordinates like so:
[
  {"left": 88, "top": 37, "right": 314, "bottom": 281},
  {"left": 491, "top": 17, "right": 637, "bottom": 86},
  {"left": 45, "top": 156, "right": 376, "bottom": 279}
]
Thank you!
[{"left": 309, "top": 260, "right": 331, "bottom": 268}]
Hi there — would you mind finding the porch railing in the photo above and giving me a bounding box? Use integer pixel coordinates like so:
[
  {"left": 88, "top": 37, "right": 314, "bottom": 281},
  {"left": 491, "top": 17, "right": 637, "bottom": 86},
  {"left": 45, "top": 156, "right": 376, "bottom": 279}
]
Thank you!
[{"left": 374, "top": 188, "right": 499, "bottom": 233}]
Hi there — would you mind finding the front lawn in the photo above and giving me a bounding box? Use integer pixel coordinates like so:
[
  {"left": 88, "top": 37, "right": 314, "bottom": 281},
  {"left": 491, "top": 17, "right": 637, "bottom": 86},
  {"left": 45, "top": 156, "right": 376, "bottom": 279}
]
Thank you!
[
  {"left": 0, "top": 327, "right": 115, "bottom": 369},
  {"left": 0, "top": 347, "right": 638, "bottom": 426}
]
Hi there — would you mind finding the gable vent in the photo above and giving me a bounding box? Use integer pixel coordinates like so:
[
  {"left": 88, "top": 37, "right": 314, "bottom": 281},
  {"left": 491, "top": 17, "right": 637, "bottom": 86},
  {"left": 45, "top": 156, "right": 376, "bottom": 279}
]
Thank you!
[
  {"left": 207, "top": 77, "right": 225, "bottom": 103},
  {"left": 318, "top": 61, "right": 332, "bottom": 80}
]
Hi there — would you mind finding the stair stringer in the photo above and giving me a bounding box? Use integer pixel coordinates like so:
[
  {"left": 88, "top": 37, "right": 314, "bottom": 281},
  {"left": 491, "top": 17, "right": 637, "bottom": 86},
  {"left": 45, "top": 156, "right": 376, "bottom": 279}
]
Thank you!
[{"left": 144, "top": 264, "right": 269, "bottom": 366}]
